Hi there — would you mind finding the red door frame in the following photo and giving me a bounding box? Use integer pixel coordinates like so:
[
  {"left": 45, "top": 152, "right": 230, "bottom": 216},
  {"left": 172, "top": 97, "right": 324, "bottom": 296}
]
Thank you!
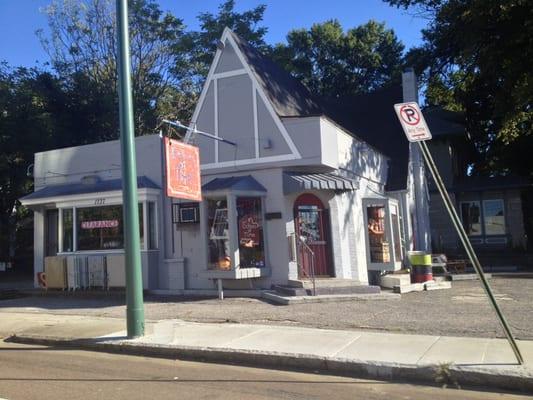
[{"left": 294, "top": 193, "right": 333, "bottom": 277}]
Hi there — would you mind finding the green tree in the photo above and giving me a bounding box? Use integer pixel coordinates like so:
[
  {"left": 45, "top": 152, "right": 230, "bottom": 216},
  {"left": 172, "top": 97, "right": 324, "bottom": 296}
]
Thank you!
[
  {"left": 386, "top": 0, "right": 533, "bottom": 176},
  {"left": 0, "top": 65, "right": 67, "bottom": 264},
  {"left": 38, "top": 0, "right": 190, "bottom": 137},
  {"left": 270, "top": 20, "right": 405, "bottom": 99},
  {"left": 188, "top": 0, "right": 268, "bottom": 84}
]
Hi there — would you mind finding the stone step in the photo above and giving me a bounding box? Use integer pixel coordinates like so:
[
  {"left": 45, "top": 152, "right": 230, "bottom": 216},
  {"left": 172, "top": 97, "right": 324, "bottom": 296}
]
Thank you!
[
  {"left": 273, "top": 284, "right": 380, "bottom": 297},
  {"left": 0, "top": 289, "right": 22, "bottom": 300},
  {"left": 288, "top": 279, "right": 365, "bottom": 289}
]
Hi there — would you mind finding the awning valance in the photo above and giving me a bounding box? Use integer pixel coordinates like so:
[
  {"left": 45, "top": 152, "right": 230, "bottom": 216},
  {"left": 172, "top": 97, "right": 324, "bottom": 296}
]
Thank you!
[
  {"left": 20, "top": 176, "right": 160, "bottom": 205},
  {"left": 202, "top": 175, "right": 267, "bottom": 193},
  {"left": 283, "top": 172, "right": 358, "bottom": 194}
]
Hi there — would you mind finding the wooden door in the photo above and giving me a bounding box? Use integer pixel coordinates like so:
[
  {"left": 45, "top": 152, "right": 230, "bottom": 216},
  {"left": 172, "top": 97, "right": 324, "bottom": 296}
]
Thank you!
[{"left": 294, "top": 194, "right": 332, "bottom": 277}]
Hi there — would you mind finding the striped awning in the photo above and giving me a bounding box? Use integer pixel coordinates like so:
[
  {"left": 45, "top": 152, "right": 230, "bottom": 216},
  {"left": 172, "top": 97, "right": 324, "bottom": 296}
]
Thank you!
[{"left": 283, "top": 172, "right": 358, "bottom": 194}]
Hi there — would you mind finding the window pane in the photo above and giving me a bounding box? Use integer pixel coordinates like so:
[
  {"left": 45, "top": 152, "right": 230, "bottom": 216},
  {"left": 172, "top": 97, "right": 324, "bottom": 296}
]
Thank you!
[
  {"left": 45, "top": 209, "right": 59, "bottom": 256},
  {"left": 207, "top": 198, "right": 230, "bottom": 270},
  {"left": 461, "top": 202, "right": 481, "bottom": 235},
  {"left": 62, "top": 209, "right": 73, "bottom": 252},
  {"left": 148, "top": 202, "right": 157, "bottom": 249},
  {"left": 76, "top": 204, "right": 143, "bottom": 251},
  {"left": 77, "top": 205, "right": 124, "bottom": 250},
  {"left": 483, "top": 200, "right": 505, "bottom": 235},
  {"left": 367, "top": 205, "right": 390, "bottom": 263},
  {"left": 237, "top": 197, "right": 265, "bottom": 268},
  {"left": 391, "top": 205, "right": 401, "bottom": 262}
]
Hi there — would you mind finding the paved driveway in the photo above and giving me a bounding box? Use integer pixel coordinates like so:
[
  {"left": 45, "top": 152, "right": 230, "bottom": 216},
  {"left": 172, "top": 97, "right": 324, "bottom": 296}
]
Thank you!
[{"left": 1, "top": 277, "right": 532, "bottom": 339}]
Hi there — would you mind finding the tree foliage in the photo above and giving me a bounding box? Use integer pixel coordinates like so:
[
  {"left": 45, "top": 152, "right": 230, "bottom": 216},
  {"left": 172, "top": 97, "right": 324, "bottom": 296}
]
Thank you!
[
  {"left": 38, "top": 0, "right": 190, "bottom": 136},
  {"left": 270, "top": 20, "right": 404, "bottom": 99},
  {"left": 386, "top": 0, "right": 533, "bottom": 176}
]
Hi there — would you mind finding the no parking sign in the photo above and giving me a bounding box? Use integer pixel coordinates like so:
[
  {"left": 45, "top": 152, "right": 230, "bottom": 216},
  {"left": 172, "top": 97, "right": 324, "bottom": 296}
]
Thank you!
[{"left": 394, "top": 102, "right": 432, "bottom": 142}]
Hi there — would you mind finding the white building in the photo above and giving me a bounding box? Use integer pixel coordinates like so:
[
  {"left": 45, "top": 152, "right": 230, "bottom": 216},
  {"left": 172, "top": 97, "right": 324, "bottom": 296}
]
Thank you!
[{"left": 21, "top": 28, "right": 431, "bottom": 295}]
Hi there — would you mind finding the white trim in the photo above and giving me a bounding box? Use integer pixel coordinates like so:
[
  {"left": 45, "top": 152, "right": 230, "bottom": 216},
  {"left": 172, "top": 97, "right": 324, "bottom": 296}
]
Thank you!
[
  {"left": 224, "top": 31, "right": 301, "bottom": 159},
  {"left": 201, "top": 153, "right": 299, "bottom": 170},
  {"left": 73, "top": 207, "right": 77, "bottom": 252},
  {"left": 58, "top": 208, "right": 63, "bottom": 253},
  {"left": 214, "top": 79, "right": 219, "bottom": 163},
  {"left": 142, "top": 201, "right": 148, "bottom": 251},
  {"left": 253, "top": 88, "right": 259, "bottom": 158},
  {"left": 189, "top": 28, "right": 302, "bottom": 167},
  {"left": 186, "top": 37, "right": 225, "bottom": 142},
  {"left": 212, "top": 69, "right": 247, "bottom": 79}
]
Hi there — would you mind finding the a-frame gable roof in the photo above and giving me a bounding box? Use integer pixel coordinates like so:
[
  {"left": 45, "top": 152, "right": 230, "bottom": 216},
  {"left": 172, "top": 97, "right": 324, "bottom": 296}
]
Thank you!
[{"left": 229, "top": 31, "right": 323, "bottom": 118}]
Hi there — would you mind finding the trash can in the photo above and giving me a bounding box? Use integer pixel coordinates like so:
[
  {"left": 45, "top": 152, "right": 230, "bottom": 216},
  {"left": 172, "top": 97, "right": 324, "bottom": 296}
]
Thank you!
[{"left": 408, "top": 251, "right": 433, "bottom": 283}]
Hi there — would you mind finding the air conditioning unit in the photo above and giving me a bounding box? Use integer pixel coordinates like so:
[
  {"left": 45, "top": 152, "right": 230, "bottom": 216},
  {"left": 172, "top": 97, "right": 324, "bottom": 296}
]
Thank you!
[{"left": 173, "top": 202, "right": 200, "bottom": 224}]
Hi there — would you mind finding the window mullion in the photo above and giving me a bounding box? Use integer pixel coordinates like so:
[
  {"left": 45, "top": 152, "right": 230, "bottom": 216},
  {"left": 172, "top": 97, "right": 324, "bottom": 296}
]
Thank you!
[{"left": 227, "top": 194, "right": 239, "bottom": 270}]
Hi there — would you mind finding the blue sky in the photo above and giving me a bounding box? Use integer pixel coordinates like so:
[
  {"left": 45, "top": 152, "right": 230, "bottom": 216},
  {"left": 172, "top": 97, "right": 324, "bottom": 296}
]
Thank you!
[{"left": 0, "top": 0, "right": 427, "bottom": 68}]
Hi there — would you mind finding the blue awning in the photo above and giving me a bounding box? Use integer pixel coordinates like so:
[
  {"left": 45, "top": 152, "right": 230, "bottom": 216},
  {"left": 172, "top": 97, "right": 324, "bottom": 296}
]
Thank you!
[
  {"left": 202, "top": 175, "right": 267, "bottom": 192},
  {"left": 20, "top": 176, "right": 160, "bottom": 202}
]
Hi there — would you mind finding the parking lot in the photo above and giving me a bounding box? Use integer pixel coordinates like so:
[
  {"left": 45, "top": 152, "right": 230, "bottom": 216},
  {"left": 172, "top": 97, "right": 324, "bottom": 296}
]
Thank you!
[{"left": 1, "top": 277, "right": 532, "bottom": 339}]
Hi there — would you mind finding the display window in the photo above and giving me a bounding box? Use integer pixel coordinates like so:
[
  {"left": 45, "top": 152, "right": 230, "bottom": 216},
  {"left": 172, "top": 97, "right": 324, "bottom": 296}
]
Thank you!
[
  {"left": 62, "top": 208, "right": 74, "bottom": 252},
  {"left": 205, "top": 194, "right": 266, "bottom": 271},
  {"left": 366, "top": 205, "right": 390, "bottom": 263},
  {"left": 77, "top": 204, "right": 143, "bottom": 251},
  {"left": 52, "top": 201, "right": 158, "bottom": 253},
  {"left": 207, "top": 198, "right": 230, "bottom": 270},
  {"left": 237, "top": 197, "right": 265, "bottom": 268},
  {"left": 363, "top": 198, "right": 402, "bottom": 271}
]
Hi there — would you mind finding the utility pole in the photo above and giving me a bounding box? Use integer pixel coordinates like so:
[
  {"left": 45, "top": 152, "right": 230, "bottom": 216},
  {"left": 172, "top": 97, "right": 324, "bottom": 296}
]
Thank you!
[
  {"left": 116, "top": 0, "right": 145, "bottom": 338},
  {"left": 402, "top": 69, "right": 431, "bottom": 251}
]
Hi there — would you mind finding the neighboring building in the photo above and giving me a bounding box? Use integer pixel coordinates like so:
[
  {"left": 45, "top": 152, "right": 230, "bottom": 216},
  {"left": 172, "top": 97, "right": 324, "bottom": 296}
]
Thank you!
[
  {"left": 425, "top": 108, "right": 532, "bottom": 259},
  {"left": 21, "top": 28, "right": 436, "bottom": 293}
]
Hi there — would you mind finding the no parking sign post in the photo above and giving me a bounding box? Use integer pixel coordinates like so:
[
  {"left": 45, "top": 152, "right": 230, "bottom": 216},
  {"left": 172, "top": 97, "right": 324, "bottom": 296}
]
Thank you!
[{"left": 394, "top": 102, "right": 524, "bottom": 364}]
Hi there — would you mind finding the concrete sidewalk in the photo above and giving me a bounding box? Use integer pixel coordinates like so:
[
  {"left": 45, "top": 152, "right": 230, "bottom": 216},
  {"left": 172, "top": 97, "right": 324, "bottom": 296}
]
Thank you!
[{"left": 2, "top": 311, "right": 532, "bottom": 393}]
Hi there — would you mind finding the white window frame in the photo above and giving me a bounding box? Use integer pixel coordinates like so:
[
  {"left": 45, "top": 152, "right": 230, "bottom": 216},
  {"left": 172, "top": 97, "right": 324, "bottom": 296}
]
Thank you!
[
  {"left": 53, "top": 189, "right": 160, "bottom": 255},
  {"left": 363, "top": 198, "right": 402, "bottom": 271},
  {"left": 200, "top": 189, "right": 269, "bottom": 279}
]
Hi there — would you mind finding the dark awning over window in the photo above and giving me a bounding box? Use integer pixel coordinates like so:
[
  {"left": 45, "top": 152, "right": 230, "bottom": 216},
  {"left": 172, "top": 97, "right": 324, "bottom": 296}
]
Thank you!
[
  {"left": 283, "top": 172, "right": 358, "bottom": 194},
  {"left": 202, "top": 175, "right": 267, "bottom": 192},
  {"left": 20, "top": 176, "right": 160, "bottom": 203}
]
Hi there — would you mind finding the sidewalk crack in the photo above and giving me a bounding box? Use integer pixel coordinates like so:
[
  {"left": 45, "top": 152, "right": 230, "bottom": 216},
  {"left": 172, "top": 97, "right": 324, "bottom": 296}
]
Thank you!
[
  {"left": 329, "top": 334, "right": 362, "bottom": 357},
  {"left": 415, "top": 336, "right": 441, "bottom": 365}
]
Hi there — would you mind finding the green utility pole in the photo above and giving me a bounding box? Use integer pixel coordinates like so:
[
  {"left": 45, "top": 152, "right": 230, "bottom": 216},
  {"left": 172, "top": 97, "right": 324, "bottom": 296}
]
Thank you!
[{"left": 116, "top": 0, "right": 145, "bottom": 338}]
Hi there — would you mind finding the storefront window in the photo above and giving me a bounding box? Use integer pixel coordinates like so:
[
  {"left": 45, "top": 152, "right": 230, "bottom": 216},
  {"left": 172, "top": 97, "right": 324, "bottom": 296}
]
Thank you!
[
  {"left": 77, "top": 204, "right": 143, "bottom": 251},
  {"left": 391, "top": 205, "right": 401, "bottom": 262},
  {"left": 367, "top": 205, "right": 390, "bottom": 263},
  {"left": 460, "top": 201, "right": 481, "bottom": 236},
  {"left": 237, "top": 197, "right": 265, "bottom": 268},
  {"left": 148, "top": 201, "right": 157, "bottom": 249},
  {"left": 62, "top": 208, "right": 73, "bottom": 252},
  {"left": 483, "top": 200, "right": 505, "bottom": 235},
  {"left": 207, "top": 198, "right": 230, "bottom": 270}
]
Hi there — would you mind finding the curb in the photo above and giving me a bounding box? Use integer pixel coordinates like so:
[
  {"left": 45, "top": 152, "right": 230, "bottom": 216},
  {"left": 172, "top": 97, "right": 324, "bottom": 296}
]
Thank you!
[{"left": 7, "top": 334, "right": 533, "bottom": 394}]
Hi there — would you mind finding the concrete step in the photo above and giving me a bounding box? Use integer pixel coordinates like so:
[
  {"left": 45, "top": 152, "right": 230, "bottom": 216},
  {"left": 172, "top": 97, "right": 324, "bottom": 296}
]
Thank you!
[
  {"left": 0, "top": 289, "right": 23, "bottom": 300},
  {"left": 289, "top": 279, "right": 365, "bottom": 289},
  {"left": 273, "top": 283, "right": 380, "bottom": 296}
]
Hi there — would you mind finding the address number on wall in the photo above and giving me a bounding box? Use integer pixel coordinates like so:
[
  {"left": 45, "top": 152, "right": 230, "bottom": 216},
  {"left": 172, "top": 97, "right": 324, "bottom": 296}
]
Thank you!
[{"left": 94, "top": 198, "right": 106, "bottom": 205}]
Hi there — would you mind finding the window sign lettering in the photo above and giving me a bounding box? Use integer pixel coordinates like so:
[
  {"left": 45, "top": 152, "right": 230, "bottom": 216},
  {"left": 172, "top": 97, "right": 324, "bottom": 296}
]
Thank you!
[{"left": 81, "top": 220, "right": 119, "bottom": 229}]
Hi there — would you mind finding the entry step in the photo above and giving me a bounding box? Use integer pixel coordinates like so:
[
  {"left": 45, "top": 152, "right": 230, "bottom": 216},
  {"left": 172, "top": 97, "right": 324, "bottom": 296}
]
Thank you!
[{"left": 273, "top": 282, "right": 380, "bottom": 296}]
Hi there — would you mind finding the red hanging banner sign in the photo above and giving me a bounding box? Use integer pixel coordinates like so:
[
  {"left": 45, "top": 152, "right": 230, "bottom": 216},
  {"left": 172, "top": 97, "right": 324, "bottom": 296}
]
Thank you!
[{"left": 164, "top": 137, "right": 202, "bottom": 201}]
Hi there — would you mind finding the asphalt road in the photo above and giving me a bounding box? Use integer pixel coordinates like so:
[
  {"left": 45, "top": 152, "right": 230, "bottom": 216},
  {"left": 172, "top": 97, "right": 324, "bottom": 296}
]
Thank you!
[
  {"left": 2, "top": 278, "right": 533, "bottom": 339},
  {"left": 0, "top": 341, "right": 528, "bottom": 400}
]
